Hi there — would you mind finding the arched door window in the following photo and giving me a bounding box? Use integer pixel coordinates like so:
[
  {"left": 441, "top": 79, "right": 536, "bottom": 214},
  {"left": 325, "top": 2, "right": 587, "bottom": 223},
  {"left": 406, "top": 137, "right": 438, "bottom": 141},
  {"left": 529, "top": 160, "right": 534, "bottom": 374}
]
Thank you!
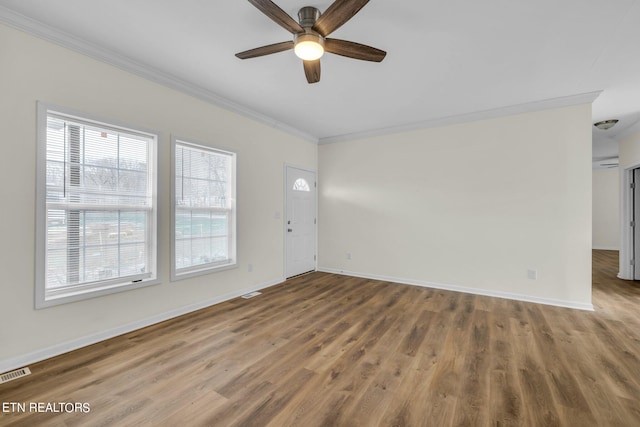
[{"left": 293, "top": 178, "right": 311, "bottom": 192}]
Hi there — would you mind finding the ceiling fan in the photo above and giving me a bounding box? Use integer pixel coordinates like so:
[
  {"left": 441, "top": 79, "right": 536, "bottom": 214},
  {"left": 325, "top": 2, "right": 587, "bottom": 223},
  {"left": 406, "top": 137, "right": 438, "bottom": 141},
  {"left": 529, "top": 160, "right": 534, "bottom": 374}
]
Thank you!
[{"left": 235, "top": 0, "right": 387, "bottom": 84}]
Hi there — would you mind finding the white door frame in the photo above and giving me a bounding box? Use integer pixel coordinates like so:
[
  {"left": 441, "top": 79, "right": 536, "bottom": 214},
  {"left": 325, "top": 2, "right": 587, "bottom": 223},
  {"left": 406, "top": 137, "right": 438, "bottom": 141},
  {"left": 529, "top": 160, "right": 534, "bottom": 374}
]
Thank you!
[
  {"left": 283, "top": 164, "right": 318, "bottom": 278},
  {"left": 619, "top": 162, "right": 640, "bottom": 280}
]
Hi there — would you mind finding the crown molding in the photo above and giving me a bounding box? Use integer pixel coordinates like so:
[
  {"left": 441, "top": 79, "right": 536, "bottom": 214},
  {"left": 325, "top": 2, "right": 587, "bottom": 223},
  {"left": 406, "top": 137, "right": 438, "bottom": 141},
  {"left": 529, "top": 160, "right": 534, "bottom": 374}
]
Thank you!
[
  {"left": 0, "top": 6, "right": 603, "bottom": 147},
  {"left": 0, "top": 6, "right": 319, "bottom": 144},
  {"left": 319, "top": 90, "right": 603, "bottom": 145}
]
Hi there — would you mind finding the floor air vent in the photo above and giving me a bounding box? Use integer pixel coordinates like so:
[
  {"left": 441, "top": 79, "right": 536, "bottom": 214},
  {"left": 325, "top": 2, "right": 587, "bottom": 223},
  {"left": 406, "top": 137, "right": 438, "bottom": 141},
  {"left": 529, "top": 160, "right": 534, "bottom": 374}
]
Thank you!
[
  {"left": 241, "top": 291, "right": 262, "bottom": 299},
  {"left": 0, "top": 367, "right": 31, "bottom": 384}
]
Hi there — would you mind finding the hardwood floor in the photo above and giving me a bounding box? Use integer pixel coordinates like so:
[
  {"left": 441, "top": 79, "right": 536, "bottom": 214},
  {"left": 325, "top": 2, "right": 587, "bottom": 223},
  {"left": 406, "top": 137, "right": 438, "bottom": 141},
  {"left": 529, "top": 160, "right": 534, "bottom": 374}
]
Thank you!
[{"left": 2, "top": 250, "right": 640, "bottom": 426}]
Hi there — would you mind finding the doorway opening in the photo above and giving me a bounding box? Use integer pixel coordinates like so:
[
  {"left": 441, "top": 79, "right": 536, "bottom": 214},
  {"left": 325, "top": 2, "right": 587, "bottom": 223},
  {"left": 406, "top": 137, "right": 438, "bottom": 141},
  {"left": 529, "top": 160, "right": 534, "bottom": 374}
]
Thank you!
[{"left": 619, "top": 164, "right": 640, "bottom": 280}]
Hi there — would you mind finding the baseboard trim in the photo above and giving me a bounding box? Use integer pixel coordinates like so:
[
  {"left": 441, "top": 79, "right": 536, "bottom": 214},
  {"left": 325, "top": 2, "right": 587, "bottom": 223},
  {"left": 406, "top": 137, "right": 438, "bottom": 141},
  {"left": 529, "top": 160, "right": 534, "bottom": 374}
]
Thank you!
[
  {"left": 318, "top": 268, "right": 594, "bottom": 312},
  {"left": 0, "top": 277, "right": 285, "bottom": 375}
]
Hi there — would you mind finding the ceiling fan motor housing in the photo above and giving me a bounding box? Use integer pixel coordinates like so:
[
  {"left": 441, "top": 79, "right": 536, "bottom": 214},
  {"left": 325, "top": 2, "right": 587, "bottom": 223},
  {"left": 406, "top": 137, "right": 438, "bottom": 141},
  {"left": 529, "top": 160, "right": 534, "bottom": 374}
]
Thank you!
[{"left": 298, "top": 6, "right": 321, "bottom": 28}]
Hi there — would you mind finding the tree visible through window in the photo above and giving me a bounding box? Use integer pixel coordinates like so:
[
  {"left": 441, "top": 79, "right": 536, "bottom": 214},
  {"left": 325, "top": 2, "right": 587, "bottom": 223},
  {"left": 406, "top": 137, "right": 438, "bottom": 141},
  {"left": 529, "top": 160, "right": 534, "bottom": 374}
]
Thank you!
[
  {"left": 36, "top": 105, "right": 158, "bottom": 307},
  {"left": 173, "top": 139, "right": 236, "bottom": 278}
]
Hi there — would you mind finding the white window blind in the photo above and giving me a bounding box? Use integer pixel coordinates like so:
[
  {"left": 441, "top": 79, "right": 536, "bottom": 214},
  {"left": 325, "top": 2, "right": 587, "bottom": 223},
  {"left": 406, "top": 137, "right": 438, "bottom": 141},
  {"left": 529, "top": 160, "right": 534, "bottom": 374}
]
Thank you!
[
  {"left": 173, "top": 140, "right": 236, "bottom": 278},
  {"left": 37, "top": 106, "right": 158, "bottom": 307}
]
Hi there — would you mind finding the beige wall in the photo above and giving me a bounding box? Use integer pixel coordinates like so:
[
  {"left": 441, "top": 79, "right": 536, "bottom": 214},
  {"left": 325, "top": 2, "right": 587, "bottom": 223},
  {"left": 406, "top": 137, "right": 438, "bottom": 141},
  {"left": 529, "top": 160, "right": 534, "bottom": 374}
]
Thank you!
[
  {"left": 592, "top": 168, "right": 620, "bottom": 250},
  {"left": 0, "top": 24, "right": 317, "bottom": 367},
  {"left": 619, "top": 130, "right": 640, "bottom": 169},
  {"left": 319, "top": 105, "right": 593, "bottom": 308}
]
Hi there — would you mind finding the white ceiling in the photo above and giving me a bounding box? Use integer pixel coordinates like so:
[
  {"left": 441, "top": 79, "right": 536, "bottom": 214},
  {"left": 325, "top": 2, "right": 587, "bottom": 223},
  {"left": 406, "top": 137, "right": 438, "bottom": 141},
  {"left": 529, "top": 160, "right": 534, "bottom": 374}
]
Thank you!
[{"left": 1, "top": 0, "right": 639, "bottom": 159}]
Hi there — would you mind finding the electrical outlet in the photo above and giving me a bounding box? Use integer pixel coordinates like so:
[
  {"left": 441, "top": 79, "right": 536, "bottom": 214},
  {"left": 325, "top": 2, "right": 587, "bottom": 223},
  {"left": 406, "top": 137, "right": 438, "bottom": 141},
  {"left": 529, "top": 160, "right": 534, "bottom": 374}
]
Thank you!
[
  {"left": 527, "top": 269, "right": 537, "bottom": 280},
  {"left": 346, "top": 252, "right": 352, "bottom": 260},
  {"left": 248, "top": 263, "right": 253, "bottom": 272}
]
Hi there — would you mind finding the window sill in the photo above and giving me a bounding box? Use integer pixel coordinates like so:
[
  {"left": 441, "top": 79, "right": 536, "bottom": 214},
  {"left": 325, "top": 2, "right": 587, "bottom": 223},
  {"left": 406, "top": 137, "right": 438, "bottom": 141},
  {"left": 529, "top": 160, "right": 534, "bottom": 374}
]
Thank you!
[
  {"left": 36, "top": 278, "right": 161, "bottom": 309},
  {"left": 170, "top": 262, "right": 238, "bottom": 282}
]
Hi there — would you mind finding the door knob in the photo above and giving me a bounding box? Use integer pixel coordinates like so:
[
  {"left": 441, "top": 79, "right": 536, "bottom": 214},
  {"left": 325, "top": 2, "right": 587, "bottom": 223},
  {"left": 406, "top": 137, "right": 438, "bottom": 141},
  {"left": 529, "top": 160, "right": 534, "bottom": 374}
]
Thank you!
[{"left": 288, "top": 228, "right": 293, "bottom": 232}]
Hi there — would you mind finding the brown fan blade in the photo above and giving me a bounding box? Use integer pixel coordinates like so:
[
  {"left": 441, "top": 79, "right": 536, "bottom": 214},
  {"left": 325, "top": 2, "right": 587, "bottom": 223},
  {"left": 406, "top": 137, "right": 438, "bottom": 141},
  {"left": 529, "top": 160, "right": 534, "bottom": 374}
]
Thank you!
[
  {"left": 303, "top": 59, "right": 321, "bottom": 84},
  {"left": 235, "top": 41, "right": 294, "bottom": 59},
  {"left": 312, "top": 0, "right": 370, "bottom": 36},
  {"left": 248, "top": 0, "right": 304, "bottom": 34},
  {"left": 324, "top": 38, "right": 386, "bottom": 62}
]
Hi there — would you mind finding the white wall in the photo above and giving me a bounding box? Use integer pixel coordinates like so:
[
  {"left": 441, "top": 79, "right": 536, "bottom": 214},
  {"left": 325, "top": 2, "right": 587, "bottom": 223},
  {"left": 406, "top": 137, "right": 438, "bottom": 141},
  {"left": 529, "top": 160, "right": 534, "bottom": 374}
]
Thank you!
[
  {"left": 592, "top": 168, "right": 620, "bottom": 250},
  {"left": 0, "top": 24, "right": 317, "bottom": 370},
  {"left": 619, "top": 130, "right": 640, "bottom": 168},
  {"left": 319, "top": 105, "right": 593, "bottom": 309}
]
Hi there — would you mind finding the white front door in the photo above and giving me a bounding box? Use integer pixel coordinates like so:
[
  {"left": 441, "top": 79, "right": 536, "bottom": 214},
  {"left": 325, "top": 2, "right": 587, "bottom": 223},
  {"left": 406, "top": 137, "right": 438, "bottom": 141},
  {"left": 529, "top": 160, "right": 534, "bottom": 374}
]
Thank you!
[{"left": 285, "top": 166, "right": 316, "bottom": 278}]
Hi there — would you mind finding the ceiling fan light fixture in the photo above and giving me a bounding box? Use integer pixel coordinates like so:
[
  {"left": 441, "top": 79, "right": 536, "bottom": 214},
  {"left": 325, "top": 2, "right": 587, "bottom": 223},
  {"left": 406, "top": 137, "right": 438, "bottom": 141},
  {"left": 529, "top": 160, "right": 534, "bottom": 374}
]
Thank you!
[
  {"left": 594, "top": 119, "right": 619, "bottom": 130},
  {"left": 236, "top": 0, "right": 387, "bottom": 83},
  {"left": 294, "top": 33, "right": 324, "bottom": 60}
]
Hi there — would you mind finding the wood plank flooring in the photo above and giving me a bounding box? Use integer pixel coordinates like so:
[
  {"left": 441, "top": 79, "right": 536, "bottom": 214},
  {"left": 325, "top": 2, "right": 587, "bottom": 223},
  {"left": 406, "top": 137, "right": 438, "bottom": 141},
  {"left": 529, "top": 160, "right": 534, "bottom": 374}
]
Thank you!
[{"left": 1, "top": 250, "right": 640, "bottom": 426}]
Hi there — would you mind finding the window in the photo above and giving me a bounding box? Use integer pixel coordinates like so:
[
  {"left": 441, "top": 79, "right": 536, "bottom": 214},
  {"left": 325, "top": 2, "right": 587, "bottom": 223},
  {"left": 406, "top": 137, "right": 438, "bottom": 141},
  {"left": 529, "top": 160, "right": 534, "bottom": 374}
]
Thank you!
[
  {"left": 36, "top": 104, "right": 158, "bottom": 308},
  {"left": 293, "top": 178, "right": 311, "bottom": 192},
  {"left": 172, "top": 138, "right": 236, "bottom": 279}
]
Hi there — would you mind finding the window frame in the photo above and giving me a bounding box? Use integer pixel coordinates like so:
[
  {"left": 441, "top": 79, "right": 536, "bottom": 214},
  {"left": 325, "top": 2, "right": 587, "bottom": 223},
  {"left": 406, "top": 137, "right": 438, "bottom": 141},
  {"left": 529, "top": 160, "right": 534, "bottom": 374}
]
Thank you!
[
  {"left": 170, "top": 136, "right": 237, "bottom": 281},
  {"left": 35, "top": 102, "right": 160, "bottom": 308}
]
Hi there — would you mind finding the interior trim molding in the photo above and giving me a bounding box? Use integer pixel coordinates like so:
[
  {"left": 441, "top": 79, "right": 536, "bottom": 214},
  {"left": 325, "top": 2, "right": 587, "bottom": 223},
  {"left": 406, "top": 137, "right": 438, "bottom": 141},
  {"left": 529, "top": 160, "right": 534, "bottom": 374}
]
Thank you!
[
  {"left": 0, "top": 6, "right": 318, "bottom": 144},
  {"left": 318, "top": 267, "right": 594, "bottom": 311},
  {"left": 0, "top": 7, "right": 603, "bottom": 147},
  {"left": 592, "top": 246, "right": 620, "bottom": 251},
  {"left": 0, "top": 277, "right": 284, "bottom": 375},
  {"left": 319, "top": 91, "right": 603, "bottom": 145},
  {"left": 618, "top": 162, "right": 640, "bottom": 280}
]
